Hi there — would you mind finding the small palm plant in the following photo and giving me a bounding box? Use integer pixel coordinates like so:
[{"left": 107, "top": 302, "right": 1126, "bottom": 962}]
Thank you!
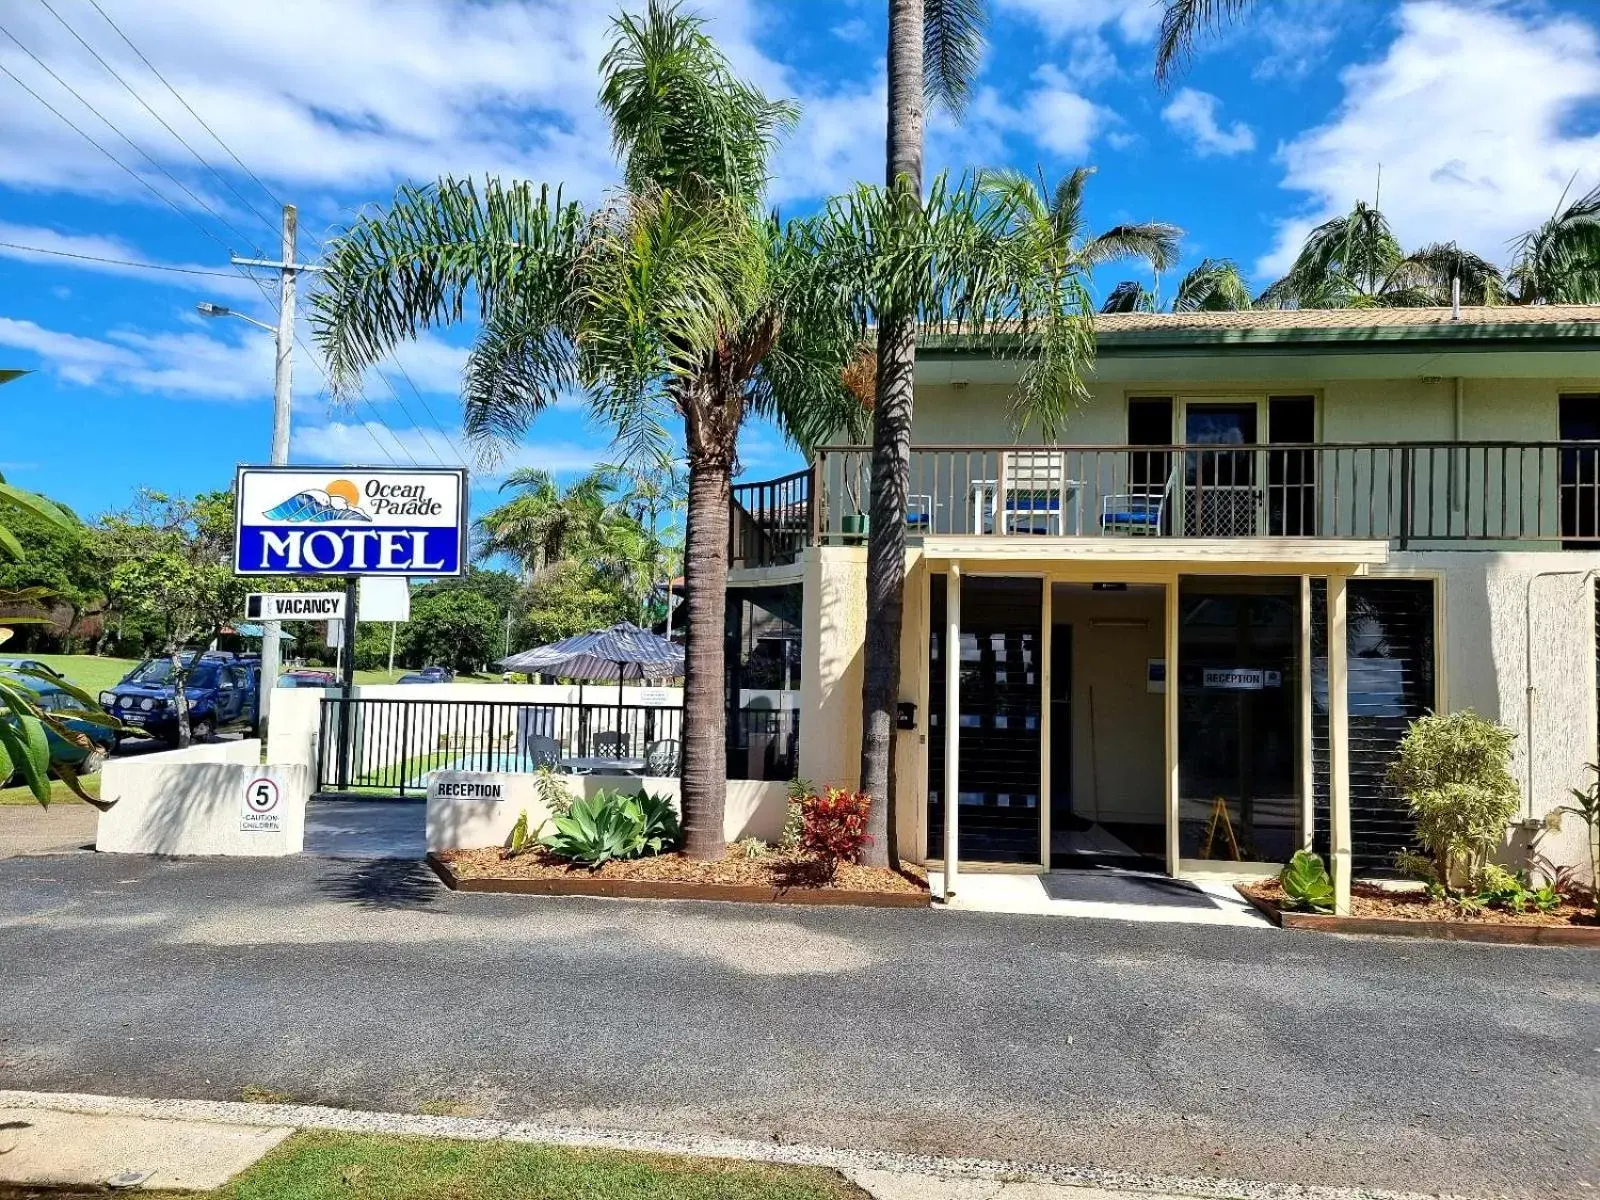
[{"left": 1558, "top": 764, "right": 1600, "bottom": 918}]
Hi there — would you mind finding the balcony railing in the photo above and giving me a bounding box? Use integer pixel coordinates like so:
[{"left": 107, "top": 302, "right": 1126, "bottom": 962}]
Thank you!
[
  {"left": 799, "top": 442, "right": 1600, "bottom": 548},
  {"left": 730, "top": 467, "right": 811, "bottom": 568}
]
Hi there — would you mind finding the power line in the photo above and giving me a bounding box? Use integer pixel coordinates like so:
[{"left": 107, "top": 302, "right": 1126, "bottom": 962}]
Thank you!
[
  {"left": 36, "top": 0, "right": 280, "bottom": 247},
  {"left": 0, "top": 240, "right": 243, "bottom": 277},
  {"left": 84, "top": 0, "right": 288, "bottom": 221},
  {"left": 0, "top": 55, "right": 233, "bottom": 257},
  {"left": 0, "top": 20, "right": 264, "bottom": 255},
  {"left": 383, "top": 356, "right": 470, "bottom": 464}
]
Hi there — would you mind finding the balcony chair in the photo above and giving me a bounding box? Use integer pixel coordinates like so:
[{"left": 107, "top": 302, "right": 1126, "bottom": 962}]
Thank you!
[
  {"left": 526, "top": 733, "right": 563, "bottom": 770},
  {"left": 1101, "top": 470, "right": 1175, "bottom": 536},
  {"left": 974, "top": 452, "right": 1082, "bottom": 535}
]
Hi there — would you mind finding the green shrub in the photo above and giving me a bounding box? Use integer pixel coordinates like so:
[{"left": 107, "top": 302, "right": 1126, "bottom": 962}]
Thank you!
[
  {"left": 1558, "top": 763, "right": 1600, "bottom": 918},
  {"left": 533, "top": 764, "right": 573, "bottom": 818},
  {"left": 1388, "top": 710, "right": 1520, "bottom": 891},
  {"left": 502, "top": 810, "right": 533, "bottom": 859},
  {"left": 539, "top": 789, "right": 680, "bottom": 867},
  {"left": 735, "top": 835, "right": 768, "bottom": 860},
  {"left": 1278, "top": 850, "right": 1335, "bottom": 913},
  {"left": 781, "top": 777, "right": 812, "bottom": 852}
]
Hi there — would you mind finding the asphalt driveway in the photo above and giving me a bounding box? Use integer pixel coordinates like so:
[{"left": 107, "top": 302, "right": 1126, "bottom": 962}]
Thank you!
[{"left": 0, "top": 853, "right": 1593, "bottom": 1199}]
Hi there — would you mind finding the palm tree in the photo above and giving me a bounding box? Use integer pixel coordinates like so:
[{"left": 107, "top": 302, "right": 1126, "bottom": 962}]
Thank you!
[
  {"left": 1172, "top": 257, "right": 1253, "bottom": 311},
  {"left": 1509, "top": 179, "right": 1600, "bottom": 304},
  {"left": 1259, "top": 201, "right": 1505, "bottom": 308},
  {"left": 856, "top": 0, "right": 989, "bottom": 867},
  {"left": 979, "top": 167, "right": 1181, "bottom": 320},
  {"left": 314, "top": 2, "right": 860, "bottom": 859},
  {"left": 476, "top": 467, "right": 615, "bottom": 580}
]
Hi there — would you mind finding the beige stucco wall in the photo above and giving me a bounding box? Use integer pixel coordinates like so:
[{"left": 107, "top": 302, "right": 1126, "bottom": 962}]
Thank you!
[
  {"left": 1390, "top": 550, "right": 1600, "bottom": 881},
  {"left": 1052, "top": 586, "right": 1166, "bottom": 826},
  {"left": 798, "top": 545, "right": 867, "bottom": 791}
]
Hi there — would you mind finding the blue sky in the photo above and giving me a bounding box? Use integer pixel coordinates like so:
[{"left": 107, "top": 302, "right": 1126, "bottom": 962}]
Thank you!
[{"left": 3, "top": 0, "right": 1599, "bottom": 523}]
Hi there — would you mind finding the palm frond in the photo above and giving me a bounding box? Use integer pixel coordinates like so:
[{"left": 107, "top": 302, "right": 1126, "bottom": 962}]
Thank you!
[
  {"left": 1100, "top": 281, "right": 1154, "bottom": 313},
  {"left": 1155, "top": 0, "right": 1259, "bottom": 88},
  {"left": 1081, "top": 221, "right": 1184, "bottom": 271},
  {"left": 1172, "top": 258, "right": 1253, "bottom": 311},
  {"left": 601, "top": 0, "right": 797, "bottom": 202},
  {"left": 312, "top": 177, "right": 583, "bottom": 399},
  {"left": 1387, "top": 242, "right": 1506, "bottom": 306},
  {"left": 1509, "top": 179, "right": 1600, "bottom": 304},
  {"left": 923, "top": 0, "right": 987, "bottom": 115}
]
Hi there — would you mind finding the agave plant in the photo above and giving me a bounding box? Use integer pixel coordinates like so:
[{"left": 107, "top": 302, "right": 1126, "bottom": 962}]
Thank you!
[
  {"left": 539, "top": 788, "right": 681, "bottom": 866},
  {"left": 1278, "top": 849, "right": 1335, "bottom": 913}
]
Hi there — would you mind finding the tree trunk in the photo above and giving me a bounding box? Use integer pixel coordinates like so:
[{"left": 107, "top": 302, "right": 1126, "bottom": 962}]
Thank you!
[
  {"left": 679, "top": 459, "right": 732, "bottom": 860},
  {"left": 856, "top": 0, "right": 927, "bottom": 869},
  {"left": 170, "top": 646, "right": 193, "bottom": 750}
]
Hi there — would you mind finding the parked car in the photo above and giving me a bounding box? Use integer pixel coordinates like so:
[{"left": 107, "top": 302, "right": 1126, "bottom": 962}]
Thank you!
[
  {"left": 396, "top": 672, "right": 444, "bottom": 684},
  {"left": 0, "top": 657, "right": 63, "bottom": 679},
  {"left": 418, "top": 665, "right": 455, "bottom": 681},
  {"left": 3, "top": 672, "right": 117, "bottom": 779},
  {"left": 277, "top": 669, "right": 338, "bottom": 689},
  {"left": 101, "top": 652, "right": 261, "bottom": 746}
]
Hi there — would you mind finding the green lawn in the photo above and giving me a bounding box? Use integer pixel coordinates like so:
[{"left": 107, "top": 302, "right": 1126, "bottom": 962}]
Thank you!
[
  {"left": 20, "top": 653, "right": 140, "bottom": 695},
  {"left": 131, "top": 1132, "right": 865, "bottom": 1200},
  {"left": 0, "top": 771, "right": 98, "bottom": 805}
]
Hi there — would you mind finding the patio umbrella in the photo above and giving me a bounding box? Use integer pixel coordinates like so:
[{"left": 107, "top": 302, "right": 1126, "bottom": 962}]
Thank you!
[{"left": 498, "top": 622, "right": 684, "bottom": 751}]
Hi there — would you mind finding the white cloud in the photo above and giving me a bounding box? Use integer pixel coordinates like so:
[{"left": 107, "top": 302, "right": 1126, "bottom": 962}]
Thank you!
[
  {"left": 0, "top": 314, "right": 283, "bottom": 400},
  {"left": 1161, "top": 88, "right": 1256, "bottom": 157},
  {"left": 993, "top": 0, "right": 1164, "bottom": 42},
  {"left": 1025, "top": 65, "right": 1107, "bottom": 158},
  {"left": 831, "top": 18, "right": 872, "bottom": 43},
  {"left": 291, "top": 420, "right": 610, "bottom": 477},
  {"left": 0, "top": 223, "right": 261, "bottom": 299},
  {"left": 1260, "top": 0, "right": 1600, "bottom": 276}
]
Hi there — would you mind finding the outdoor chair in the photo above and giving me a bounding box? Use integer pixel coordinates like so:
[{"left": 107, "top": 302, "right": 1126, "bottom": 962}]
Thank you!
[
  {"left": 591, "top": 730, "right": 626, "bottom": 757},
  {"left": 1101, "top": 470, "right": 1175, "bottom": 536},
  {"left": 643, "top": 738, "right": 681, "bottom": 777},
  {"left": 974, "top": 452, "right": 1080, "bottom": 535},
  {"left": 526, "top": 734, "right": 562, "bottom": 770}
]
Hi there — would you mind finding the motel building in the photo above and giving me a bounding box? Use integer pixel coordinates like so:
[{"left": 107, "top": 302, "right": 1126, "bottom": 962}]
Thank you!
[{"left": 725, "top": 307, "right": 1600, "bottom": 907}]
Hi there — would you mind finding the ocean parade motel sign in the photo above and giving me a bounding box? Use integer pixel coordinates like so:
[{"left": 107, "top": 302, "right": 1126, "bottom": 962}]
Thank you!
[{"left": 233, "top": 466, "right": 468, "bottom": 577}]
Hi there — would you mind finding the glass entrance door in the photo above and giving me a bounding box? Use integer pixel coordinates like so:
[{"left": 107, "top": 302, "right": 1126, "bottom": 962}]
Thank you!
[{"left": 1184, "top": 403, "right": 1260, "bottom": 536}]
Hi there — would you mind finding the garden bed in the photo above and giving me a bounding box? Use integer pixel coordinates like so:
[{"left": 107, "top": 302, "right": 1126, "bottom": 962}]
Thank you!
[
  {"left": 1238, "top": 879, "right": 1600, "bottom": 945},
  {"left": 429, "top": 847, "right": 930, "bottom": 908}
]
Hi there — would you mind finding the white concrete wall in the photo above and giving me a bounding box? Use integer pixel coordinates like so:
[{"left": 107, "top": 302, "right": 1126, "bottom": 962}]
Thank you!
[
  {"left": 97, "top": 750, "right": 308, "bottom": 857},
  {"left": 265, "top": 687, "right": 324, "bottom": 771},
  {"left": 426, "top": 773, "right": 788, "bottom": 852}
]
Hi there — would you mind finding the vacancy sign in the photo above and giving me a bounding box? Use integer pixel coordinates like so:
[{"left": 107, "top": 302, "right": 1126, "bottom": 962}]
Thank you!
[
  {"left": 246, "top": 592, "right": 346, "bottom": 622},
  {"left": 234, "top": 466, "right": 467, "bottom": 577}
]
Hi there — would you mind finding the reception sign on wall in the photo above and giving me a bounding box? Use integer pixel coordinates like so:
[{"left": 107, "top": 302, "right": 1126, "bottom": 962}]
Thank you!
[{"left": 233, "top": 466, "right": 467, "bottom": 577}]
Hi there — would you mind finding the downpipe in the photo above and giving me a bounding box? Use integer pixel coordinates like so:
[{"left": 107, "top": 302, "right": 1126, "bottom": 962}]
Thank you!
[{"left": 1524, "top": 567, "right": 1598, "bottom": 821}]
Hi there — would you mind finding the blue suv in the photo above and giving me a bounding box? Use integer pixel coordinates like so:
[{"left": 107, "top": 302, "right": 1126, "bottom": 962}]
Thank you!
[{"left": 101, "top": 652, "right": 261, "bottom": 746}]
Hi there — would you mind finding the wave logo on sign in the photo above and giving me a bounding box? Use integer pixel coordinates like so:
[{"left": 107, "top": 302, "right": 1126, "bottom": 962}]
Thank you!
[{"left": 262, "top": 478, "right": 372, "bottom": 524}]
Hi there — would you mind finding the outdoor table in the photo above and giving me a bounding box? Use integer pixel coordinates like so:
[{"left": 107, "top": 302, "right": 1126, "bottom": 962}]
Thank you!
[{"left": 560, "top": 756, "right": 647, "bottom": 775}]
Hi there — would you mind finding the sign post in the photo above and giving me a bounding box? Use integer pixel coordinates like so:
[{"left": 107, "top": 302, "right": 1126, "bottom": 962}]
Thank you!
[{"left": 337, "top": 575, "right": 359, "bottom": 791}]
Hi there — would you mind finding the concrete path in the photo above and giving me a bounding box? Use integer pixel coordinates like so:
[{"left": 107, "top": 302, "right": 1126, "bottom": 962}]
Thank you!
[
  {"left": 0, "top": 1104, "right": 289, "bottom": 1190},
  {"left": 930, "top": 869, "right": 1271, "bottom": 926},
  {"left": 0, "top": 854, "right": 1593, "bottom": 1199},
  {"left": 0, "top": 803, "right": 95, "bottom": 858},
  {"left": 303, "top": 798, "right": 426, "bottom": 859}
]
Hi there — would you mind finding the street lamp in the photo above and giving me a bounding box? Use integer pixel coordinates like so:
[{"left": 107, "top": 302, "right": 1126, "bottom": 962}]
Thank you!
[
  {"left": 195, "top": 301, "right": 274, "bottom": 333},
  {"left": 198, "top": 293, "right": 294, "bottom": 734}
]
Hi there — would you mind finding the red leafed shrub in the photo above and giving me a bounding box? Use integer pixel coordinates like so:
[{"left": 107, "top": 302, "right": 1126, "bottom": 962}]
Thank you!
[{"left": 800, "top": 787, "right": 873, "bottom": 879}]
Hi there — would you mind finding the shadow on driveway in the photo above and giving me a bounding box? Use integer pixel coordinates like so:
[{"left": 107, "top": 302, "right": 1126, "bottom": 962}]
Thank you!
[{"left": 316, "top": 858, "right": 442, "bottom": 911}]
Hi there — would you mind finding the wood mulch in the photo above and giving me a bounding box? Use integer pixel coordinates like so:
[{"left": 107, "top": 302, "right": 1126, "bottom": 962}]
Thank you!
[
  {"left": 1240, "top": 877, "right": 1598, "bottom": 927},
  {"left": 439, "top": 845, "right": 930, "bottom": 896}
]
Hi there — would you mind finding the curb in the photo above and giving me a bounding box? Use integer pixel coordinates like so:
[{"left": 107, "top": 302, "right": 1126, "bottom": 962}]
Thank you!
[
  {"left": 1235, "top": 886, "right": 1600, "bottom": 946},
  {"left": 0, "top": 1089, "right": 1480, "bottom": 1200}
]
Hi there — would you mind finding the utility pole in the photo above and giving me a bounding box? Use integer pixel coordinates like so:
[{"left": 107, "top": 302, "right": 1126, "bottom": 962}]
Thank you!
[{"left": 231, "top": 204, "right": 314, "bottom": 745}]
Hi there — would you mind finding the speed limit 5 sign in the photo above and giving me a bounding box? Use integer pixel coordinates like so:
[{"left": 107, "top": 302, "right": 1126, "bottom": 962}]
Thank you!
[{"left": 241, "top": 777, "right": 283, "bottom": 832}]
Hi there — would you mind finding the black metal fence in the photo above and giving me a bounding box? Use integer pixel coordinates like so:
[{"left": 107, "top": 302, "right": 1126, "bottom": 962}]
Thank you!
[{"left": 315, "top": 696, "right": 798, "bottom": 797}]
